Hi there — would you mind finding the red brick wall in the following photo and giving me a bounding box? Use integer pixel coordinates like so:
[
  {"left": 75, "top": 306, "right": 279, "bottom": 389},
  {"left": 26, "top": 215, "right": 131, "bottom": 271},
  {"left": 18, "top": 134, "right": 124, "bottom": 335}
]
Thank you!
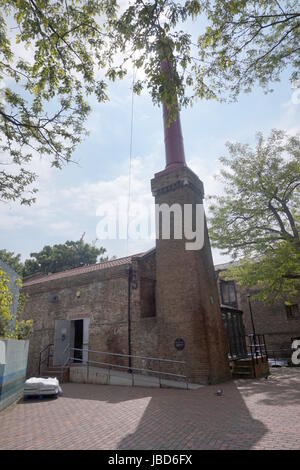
[{"left": 151, "top": 166, "right": 230, "bottom": 384}]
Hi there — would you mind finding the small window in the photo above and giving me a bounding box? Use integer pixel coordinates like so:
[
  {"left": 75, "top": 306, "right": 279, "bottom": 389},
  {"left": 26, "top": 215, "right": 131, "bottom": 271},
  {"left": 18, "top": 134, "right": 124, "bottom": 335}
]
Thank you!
[
  {"left": 220, "top": 280, "right": 238, "bottom": 308},
  {"left": 285, "top": 303, "right": 299, "bottom": 320}
]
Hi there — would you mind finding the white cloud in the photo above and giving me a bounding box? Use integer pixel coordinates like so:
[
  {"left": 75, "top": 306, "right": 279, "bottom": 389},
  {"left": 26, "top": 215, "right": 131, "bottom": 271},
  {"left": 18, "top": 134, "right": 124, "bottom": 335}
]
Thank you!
[
  {"left": 48, "top": 220, "right": 78, "bottom": 235},
  {"left": 0, "top": 151, "right": 158, "bottom": 252},
  {"left": 189, "top": 156, "right": 223, "bottom": 200},
  {"left": 61, "top": 152, "right": 158, "bottom": 217},
  {"left": 0, "top": 150, "right": 232, "bottom": 265},
  {"left": 0, "top": 209, "right": 30, "bottom": 230},
  {"left": 0, "top": 143, "right": 229, "bottom": 262}
]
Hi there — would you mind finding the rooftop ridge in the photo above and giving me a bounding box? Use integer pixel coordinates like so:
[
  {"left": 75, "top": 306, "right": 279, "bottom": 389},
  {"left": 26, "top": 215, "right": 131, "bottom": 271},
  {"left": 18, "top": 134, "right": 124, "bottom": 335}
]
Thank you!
[{"left": 22, "top": 254, "right": 138, "bottom": 287}]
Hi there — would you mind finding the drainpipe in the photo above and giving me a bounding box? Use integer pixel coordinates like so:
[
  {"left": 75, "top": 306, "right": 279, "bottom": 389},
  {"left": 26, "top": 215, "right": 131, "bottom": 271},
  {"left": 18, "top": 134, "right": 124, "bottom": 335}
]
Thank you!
[{"left": 127, "top": 266, "right": 132, "bottom": 371}]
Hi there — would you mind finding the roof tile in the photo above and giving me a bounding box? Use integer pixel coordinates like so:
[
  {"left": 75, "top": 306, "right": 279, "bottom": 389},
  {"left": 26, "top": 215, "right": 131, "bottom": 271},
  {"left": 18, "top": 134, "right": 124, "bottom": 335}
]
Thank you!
[{"left": 23, "top": 255, "right": 135, "bottom": 287}]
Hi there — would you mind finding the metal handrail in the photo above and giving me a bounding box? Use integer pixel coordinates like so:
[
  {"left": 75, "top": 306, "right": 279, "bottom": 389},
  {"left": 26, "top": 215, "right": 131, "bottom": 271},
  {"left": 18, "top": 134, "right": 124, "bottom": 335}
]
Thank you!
[
  {"left": 39, "top": 343, "right": 53, "bottom": 375},
  {"left": 38, "top": 344, "right": 188, "bottom": 387},
  {"left": 60, "top": 343, "right": 70, "bottom": 382},
  {"left": 68, "top": 346, "right": 188, "bottom": 389},
  {"left": 69, "top": 347, "right": 186, "bottom": 365},
  {"left": 40, "top": 343, "right": 53, "bottom": 355},
  {"left": 69, "top": 356, "right": 187, "bottom": 379},
  {"left": 245, "top": 334, "right": 268, "bottom": 377},
  {"left": 267, "top": 348, "right": 294, "bottom": 366},
  {"left": 247, "top": 334, "right": 268, "bottom": 360},
  {"left": 229, "top": 334, "right": 268, "bottom": 379}
]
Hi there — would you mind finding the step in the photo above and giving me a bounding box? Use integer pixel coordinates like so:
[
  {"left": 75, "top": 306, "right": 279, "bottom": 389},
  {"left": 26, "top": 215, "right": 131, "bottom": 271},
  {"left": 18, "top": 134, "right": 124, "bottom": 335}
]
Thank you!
[
  {"left": 233, "top": 370, "right": 252, "bottom": 375},
  {"left": 41, "top": 367, "right": 69, "bottom": 373},
  {"left": 43, "top": 365, "right": 69, "bottom": 370},
  {"left": 41, "top": 367, "right": 70, "bottom": 383},
  {"left": 41, "top": 370, "right": 64, "bottom": 375},
  {"left": 234, "top": 363, "right": 253, "bottom": 368},
  {"left": 234, "top": 361, "right": 253, "bottom": 366}
]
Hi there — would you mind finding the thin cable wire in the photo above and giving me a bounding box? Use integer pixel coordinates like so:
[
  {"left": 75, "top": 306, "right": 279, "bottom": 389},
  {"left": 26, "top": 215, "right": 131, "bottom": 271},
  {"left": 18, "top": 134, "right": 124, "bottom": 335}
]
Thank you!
[{"left": 126, "top": 68, "right": 135, "bottom": 252}]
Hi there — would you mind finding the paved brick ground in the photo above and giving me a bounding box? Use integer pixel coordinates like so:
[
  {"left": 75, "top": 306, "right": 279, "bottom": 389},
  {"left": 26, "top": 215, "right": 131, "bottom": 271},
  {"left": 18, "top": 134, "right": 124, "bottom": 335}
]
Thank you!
[{"left": 1, "top": 368, "right": 300, "bottom": 450}]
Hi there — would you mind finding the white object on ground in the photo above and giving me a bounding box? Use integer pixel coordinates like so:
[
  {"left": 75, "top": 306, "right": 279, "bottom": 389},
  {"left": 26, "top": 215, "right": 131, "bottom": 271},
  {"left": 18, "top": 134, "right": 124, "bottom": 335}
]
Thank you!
[{"left": 24, "top": 377, "right": 62, "bottom": 396}]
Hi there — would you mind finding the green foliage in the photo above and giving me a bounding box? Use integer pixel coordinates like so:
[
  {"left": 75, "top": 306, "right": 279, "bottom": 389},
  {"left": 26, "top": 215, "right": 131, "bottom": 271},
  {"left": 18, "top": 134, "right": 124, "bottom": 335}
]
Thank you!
[
  {"left": 224, "top": 242, "right": 300, "bottom": 303},
  {"left": 107, "top": 0, "right": 300, "bottom": 107},
  {"left": 6, "top": 319, "right": 33, "bottom": 340},
  {"left": 0, "top": 239, "right": 108, "bottom": 277},
  {"left": 0, "top": 249, "right": 23, "bottom": 275},
  {"left": 106, "top": 1, "right": 201, "bottom": 119},
  {"left": 0, "top": 267, "right": 13, "bottom": 336},
  {"left": 1, "top": 1, "right": 299, "bottom": 204},
  {"left": 0, "top": 0, "right": 115, "bottom": 204},
  {"left": 23, "top": 238, "right": 107, "bottom": 276},
  {"left": 197, "top": 0, "right": 300, "bottom": 100},
  {"left": 0, "top": 269, "right": 32, "bottom": 338},
  {"left": 209, "top": 129, "right": 300, "bottom": 303}
]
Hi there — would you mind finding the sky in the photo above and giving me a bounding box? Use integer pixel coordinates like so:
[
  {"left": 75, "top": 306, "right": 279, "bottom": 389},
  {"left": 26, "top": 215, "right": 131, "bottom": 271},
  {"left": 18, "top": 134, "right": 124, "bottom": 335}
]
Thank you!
[{"left": 0, "top": 13, "right": 300, "bottom": 265}]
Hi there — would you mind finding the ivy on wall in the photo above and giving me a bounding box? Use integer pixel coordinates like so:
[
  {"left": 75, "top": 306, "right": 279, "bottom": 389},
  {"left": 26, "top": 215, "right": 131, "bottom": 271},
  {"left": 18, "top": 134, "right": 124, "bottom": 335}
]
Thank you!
[{"left": 0, "top": 269, "right": 32, "bottom": 339}]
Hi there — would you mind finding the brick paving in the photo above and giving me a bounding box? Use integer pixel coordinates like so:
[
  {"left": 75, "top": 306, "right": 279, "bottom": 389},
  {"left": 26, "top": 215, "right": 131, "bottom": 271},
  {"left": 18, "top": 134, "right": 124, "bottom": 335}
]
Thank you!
[{"left": 1, "top": 368, "right": 300, "bottom": 450}]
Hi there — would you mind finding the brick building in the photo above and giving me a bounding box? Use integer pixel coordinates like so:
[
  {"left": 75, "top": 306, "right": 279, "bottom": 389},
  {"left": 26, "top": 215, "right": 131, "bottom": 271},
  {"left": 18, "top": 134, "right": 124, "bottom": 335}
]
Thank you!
[
  {"left": 22, "top": 242, "right": 232, "bottom": 384},
  {"left": 22, "top": 251, "right": 156, "bottom": 378},
  {"left": 24, "top": 252, "right": 297, "bottom": 382},
  {"left": 215, "top": 262, "right": 300, "bottom": 358},
  {"left": 21, "top": 83, "right": 231, "bottom": 385}
]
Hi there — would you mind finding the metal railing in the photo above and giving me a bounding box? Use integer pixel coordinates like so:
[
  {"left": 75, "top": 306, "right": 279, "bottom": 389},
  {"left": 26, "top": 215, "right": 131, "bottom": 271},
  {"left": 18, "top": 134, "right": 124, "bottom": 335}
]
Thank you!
[
  {"left": 246, "top": 334, "right": 268, "bottom": 364},
  {"left": 39, "top": 343, "right": 53, "bottom": 376},
  {"left": 228, "top": 334, "right": 268, "bottom": 362},
  {"left": 39, "top": 342, "right": 70, "bottom": 382},
  {"left": 60, "top": 343, "right": 70, "bottom": 383},
  {"left": 267, "top": 348, "right": 295, "bottom": 367},
  {"left": 66, "top": 347, "right": 189, "bottom": 389},
  {"left": 245, "top": 334, "right": 268, "bottom": 379},
  {"left": 228, "top": 334, "right": 268, "bottom": 379}
]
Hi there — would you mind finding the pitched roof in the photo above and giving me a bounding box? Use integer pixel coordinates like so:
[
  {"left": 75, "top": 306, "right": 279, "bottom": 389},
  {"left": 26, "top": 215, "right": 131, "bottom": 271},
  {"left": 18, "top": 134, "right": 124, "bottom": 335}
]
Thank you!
[
  {"left": 22, "top": 254, "right": 136, "bottom": 287},
  {"left": 22, "top": 247, "right": 233, "bottom": 287}
]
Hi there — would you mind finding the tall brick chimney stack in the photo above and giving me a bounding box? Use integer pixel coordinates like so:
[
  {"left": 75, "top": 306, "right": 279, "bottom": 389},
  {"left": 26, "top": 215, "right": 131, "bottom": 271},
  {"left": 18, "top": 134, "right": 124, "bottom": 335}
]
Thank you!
[
  {"left": 151, "top": 58, "right": 230, "bottom": 384},
  {"left": 161, "top": 59, "right": 186, "bottom": 172}
]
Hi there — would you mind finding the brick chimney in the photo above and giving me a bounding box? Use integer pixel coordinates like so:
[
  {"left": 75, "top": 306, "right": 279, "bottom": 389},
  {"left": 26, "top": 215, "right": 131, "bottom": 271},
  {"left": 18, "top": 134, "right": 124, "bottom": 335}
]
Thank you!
[{"left": 151, "top": 59, "right": 230, "bottom": 384}]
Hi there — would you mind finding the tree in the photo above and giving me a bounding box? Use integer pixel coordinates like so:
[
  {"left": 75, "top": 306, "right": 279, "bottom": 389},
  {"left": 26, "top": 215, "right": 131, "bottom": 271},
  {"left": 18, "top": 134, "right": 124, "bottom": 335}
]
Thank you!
[
  {"left": 196, "top": 0, "right": 300, "bottom": 100},
  {"left": 23, "top": 238, "right": 107, "bottom": 276},
  {"left": 0, "top": 249, "right": 23, "bottom": 275},
  {"left": 105, "top": 0, "right": 300, "bottom": 105},
  {"left": 209, "top": 129, "right": 300, "bottom": 302},
  {"left": 0, "top": 0, "right": 115, "bottom": 204},
  {"left": 1, "top": 1, "right": 299, "bottom": 204},
  {"left": 0, "top": 268, "right": 32, "bottom": 339},
  {"left": 0, "top": 267, "right": 13, "bottom": 336}
]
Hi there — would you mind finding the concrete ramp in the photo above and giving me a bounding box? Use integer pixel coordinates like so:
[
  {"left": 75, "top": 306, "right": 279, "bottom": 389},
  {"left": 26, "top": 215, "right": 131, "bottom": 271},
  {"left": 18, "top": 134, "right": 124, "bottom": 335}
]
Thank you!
[{"left": 69, "top": 365, "right": 202, "bottom": 390}]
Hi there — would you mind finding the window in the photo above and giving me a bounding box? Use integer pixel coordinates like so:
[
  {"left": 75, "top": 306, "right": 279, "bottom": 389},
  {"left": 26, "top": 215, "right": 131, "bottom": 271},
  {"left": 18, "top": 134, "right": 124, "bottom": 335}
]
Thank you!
[
  {"left": 220, "top": 280, "right": 238, "bottom": 308},
  {"left": 285, "top": 303, "right": 299, "bottom": 320}
]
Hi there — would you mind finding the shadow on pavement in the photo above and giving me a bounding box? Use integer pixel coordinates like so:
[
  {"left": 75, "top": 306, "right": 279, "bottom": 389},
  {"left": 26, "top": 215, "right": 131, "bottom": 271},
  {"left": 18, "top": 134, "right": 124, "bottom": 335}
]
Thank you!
[
  {"left": 59, "top": 380, "right": 267, "bottom": 450},
  {"left": 236, "top": 367, "right": 300, "bottom": 407}
]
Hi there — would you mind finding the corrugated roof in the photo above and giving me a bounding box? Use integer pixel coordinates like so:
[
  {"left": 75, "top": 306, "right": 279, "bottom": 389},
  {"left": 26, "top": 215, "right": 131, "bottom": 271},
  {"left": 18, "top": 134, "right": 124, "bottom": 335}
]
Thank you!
[{"left": 23, "top": 254, "right": 137, "bottom": 287}]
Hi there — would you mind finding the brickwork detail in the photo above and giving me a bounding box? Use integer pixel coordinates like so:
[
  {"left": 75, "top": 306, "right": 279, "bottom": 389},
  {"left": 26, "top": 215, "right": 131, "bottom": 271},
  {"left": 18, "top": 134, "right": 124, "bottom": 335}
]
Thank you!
[{"left": 151, "top": 166, "right": 230, "bottom": 384}]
